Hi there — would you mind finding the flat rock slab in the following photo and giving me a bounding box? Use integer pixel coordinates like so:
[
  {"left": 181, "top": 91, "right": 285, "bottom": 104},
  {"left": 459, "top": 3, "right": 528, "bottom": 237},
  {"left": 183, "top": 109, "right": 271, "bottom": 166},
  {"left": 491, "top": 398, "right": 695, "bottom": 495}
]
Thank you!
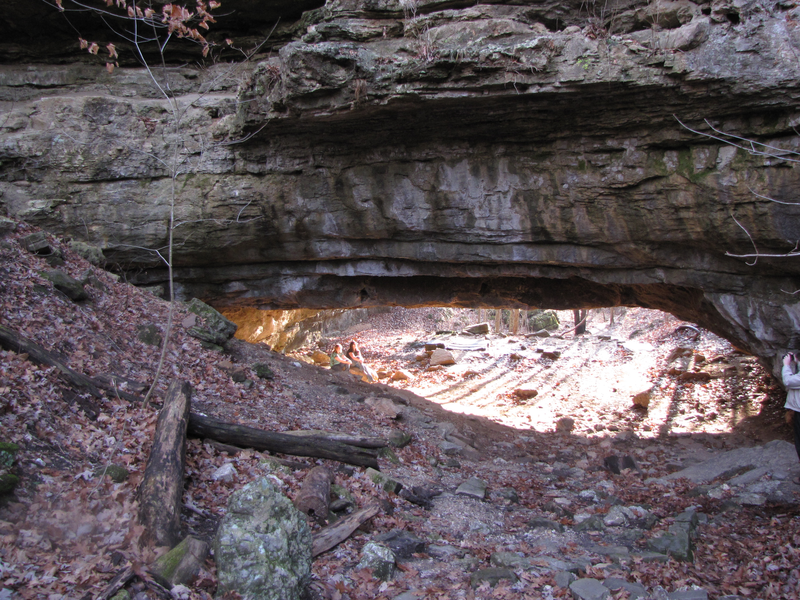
[
  {"left": 444, "top": 338, "right": 488, "bottom": 351},
  {"left": 664, "top": 440, "right": 797, "bottom": 484},
  {"left": 456, "top": 477, "right": 488, "bottom": 499},
  {"left": 570, "top": 577, "right": 610, "bottom": 600}
]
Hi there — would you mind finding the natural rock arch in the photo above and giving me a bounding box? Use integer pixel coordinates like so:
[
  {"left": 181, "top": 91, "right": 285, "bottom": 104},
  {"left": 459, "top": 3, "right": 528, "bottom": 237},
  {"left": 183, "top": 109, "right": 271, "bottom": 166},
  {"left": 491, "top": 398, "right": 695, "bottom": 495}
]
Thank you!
[{"left": 1, "top": 0, "right": 799, "bottom": 372}]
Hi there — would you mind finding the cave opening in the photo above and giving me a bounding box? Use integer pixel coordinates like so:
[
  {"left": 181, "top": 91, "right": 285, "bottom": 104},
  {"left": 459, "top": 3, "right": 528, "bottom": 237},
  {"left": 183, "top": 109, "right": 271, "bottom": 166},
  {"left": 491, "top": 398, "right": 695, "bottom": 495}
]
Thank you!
[{"left": 221, "top": 304, "right": 785, "bottom": 445}]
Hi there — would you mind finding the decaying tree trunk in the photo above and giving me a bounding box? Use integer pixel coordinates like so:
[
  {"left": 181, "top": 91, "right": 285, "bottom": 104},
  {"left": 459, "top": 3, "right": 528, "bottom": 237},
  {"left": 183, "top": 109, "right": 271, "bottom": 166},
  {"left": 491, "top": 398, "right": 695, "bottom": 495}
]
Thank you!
[
  {"left": 0, "top": 325, "right": 143, "bottom": 403},
  {"left": 138, "top": 380, "right": 192, "bottom": 549},
  {"left": 282, "top": 429, "right": 389, "bottom": 449},
  {"left": 188, "top": 413, "right": 380, "bottom": 469},
  {"left": 312, "top": 503, "right": 381, "bottom": 557},
  {"left": 294, "top": 466, "right": 332, "bottom": 524}
]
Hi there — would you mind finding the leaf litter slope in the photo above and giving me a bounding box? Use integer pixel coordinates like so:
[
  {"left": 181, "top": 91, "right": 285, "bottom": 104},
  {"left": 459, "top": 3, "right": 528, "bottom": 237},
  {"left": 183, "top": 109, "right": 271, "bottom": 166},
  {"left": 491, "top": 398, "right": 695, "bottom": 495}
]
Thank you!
[{"left": 0, "top": 221, "right": 798, "bottom": 600}]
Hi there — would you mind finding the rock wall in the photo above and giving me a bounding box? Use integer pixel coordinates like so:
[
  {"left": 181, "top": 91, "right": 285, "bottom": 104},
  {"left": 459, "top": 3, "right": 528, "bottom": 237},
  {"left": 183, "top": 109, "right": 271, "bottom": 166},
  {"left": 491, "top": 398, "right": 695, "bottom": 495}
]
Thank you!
[
  {"left": 1, "top": 0, "right": 800, "bottom": 369},
  {"left": 223, "top": 306, "right": 388, "bottom": 351}
]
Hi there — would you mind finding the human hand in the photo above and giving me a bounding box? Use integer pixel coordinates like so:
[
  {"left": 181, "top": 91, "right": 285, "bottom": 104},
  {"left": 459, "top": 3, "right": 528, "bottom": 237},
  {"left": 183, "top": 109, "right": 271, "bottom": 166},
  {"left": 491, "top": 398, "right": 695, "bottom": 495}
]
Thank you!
[{"left": 784, "top": 353, "right": 795, "bottom": 367}]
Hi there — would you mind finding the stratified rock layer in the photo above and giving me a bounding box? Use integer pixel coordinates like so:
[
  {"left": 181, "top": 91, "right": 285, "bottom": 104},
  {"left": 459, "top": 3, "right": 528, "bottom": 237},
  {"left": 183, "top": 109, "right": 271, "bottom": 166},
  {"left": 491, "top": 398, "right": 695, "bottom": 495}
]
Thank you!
[{"left": 1, "top": 0, "right": 799, "bottom": 369}]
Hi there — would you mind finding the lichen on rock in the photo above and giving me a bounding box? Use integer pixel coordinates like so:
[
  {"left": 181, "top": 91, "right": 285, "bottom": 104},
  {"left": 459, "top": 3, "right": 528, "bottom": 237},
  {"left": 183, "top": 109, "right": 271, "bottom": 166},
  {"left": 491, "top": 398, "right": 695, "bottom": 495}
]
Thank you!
[{"left": 213, "top": 477, "right": 312, "bottom": 600}]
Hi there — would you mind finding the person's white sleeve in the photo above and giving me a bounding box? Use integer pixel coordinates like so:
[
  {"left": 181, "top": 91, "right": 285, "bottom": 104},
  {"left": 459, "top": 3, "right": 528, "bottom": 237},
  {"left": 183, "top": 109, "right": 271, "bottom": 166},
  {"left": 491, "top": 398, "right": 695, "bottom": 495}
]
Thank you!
[{"left": 782, "top": 365, "right": 800, "bottom": 389}]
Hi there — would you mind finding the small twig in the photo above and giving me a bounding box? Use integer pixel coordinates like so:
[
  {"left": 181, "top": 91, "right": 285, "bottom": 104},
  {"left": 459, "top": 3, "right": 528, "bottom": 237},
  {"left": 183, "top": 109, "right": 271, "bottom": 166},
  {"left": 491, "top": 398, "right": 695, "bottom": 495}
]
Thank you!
[
  {"left": 746, "top": 185, "right": 800, "bottom": 206},
  {"left": 728, "top": 213, "right": 760, "bottom": 266}
]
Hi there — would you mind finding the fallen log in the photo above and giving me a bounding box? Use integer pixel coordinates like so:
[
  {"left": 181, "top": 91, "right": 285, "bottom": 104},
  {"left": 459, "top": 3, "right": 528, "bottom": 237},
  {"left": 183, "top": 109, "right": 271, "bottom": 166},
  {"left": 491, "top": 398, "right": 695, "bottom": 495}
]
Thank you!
[
  {"left": 188, "top": 413, "right": 380, "bottom": 469},
  {"left": 95, "top": 566, "right": 135, "bottom": 600},
  {"left": 283, "top": 429, "right": 389, "bottom": 449},
  {"left": 294, "top": 466, "right": 332, "bottom": 524},
  {"left": 0, "top": 325, "right": 143, "bottom": 403},
  {"left": 312, "top": 503, "right": 381, "bottom": 557},
  {"left": 138, "top": 380, "right": 192, "bottom": 549}
]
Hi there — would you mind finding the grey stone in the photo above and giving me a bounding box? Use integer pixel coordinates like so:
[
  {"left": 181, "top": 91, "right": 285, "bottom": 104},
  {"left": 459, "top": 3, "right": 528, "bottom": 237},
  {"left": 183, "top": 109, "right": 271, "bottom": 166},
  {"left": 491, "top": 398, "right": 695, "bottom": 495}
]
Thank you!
[
  {"left": 574, "top": 515, "right": 605, "bottom": 532},
  {"left": 0, "top": 218, "right": 17, "bottom": 238},
  {"left": 427, "top": 544, "right": 464, "bottom": 560},
  {"left": 665, "top": 441, "right": 797, "bottom": 484},
  {"left": 529, "top": 517, "right": 564, "bottom": 533},
  {"left": 391, "top": 593, "right": 420, "bottom": 600},
  {"left": 631, "top": 551, "right": 669, "bottom": 563},
  {"left": 464, "top": 322, "right": 490, "bottom": 335},
  {"left": 374, "top": 529, "right": 425, "bottom": 559},
  {"left": 668, "top": 589, "right": 709, "bottom": 600},
  {"left": 591, "top": 545, "right": 630, "bottom": 563},
  {"left": 186, "top": 298, "right": 237, "bottom": 345},
  {"left": 603, "top": 577, "right": 646, "bottom": 599},
  {"left": 603, "top": 505, "right": 634, "bottom": 527},
  {"left": 388, "top": 429, "right": 412, "bottom": 448},
  {"left": 647, "top": 530, "right": 694, "bottom": 562},
  {"left": 735, "top": 492, "right": 766, "bottom": 506},
  {"left": 455, "top": 477, "right": 487, "bottom": 499},
  {"left": 214, "top": 477, "right": 311, "bottom": 600},
  {"left": 42, "top": 269, "right": 88, "bottom": 301},
  {"left": 366, "top": 467, "right": 402, "bottom": 494},
  {"left": 438, "top": 440, "right": 464, "bottom": 456},
  {"left": 493, "top": 487, "right": 519, "bottom": 503},
  {"left": 469, "top": 567, "right": 518, "bottom": 589},
  {"left": 569, "top": 577, "right": 611, "bottom": 600},
  {"left": 489, "top": 551, "right": 529, "bottom": 570},
  {"left": 69, "top": 240, "right": 105, "bottom": 265},
  {"left": 554, "top": 570, "right": 576, "bottom": 588},
  {"left": 727, "top": 466, "right": 769, "bottom": 486},
  {"left": 357, "top": 542, "right": 395, "bottom": 581},
  {"left": 19, "top": 232, "right": 51, "bottom": 255}
]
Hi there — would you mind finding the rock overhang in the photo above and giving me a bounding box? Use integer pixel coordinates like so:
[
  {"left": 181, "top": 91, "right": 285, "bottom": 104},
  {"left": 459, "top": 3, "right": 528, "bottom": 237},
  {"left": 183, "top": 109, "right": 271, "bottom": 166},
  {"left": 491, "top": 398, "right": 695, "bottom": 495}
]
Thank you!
[{"left": 1, "top": 0, "right": 800, "bottom": 373}]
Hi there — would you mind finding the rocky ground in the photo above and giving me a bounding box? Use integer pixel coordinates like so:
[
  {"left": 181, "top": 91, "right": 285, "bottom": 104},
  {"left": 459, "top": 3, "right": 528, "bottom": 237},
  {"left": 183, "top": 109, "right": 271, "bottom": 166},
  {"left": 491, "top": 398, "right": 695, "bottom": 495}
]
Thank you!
[{"left": 1, "top": 220, "right": 799, "bottom": 600}]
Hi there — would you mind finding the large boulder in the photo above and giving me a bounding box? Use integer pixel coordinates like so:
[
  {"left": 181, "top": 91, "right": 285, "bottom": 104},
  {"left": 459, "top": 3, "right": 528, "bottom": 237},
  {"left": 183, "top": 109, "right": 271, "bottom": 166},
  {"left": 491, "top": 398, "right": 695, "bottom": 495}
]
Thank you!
[
  {"left": 214, "top": 477, "right": 312, "bottom": 600},
  {"left": 186, "top": 298, "right": 238, "bottom": 346},
  {"left": 529, "top": 311, "right": 560, "bottom": 332}
]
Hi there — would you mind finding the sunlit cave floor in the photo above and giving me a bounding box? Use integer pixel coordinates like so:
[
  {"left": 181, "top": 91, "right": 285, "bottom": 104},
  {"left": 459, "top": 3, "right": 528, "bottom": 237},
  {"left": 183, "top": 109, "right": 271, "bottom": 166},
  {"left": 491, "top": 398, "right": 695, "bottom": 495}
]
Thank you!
[{"left": 303, "top": 307, "right": 788, "bottom": 449}]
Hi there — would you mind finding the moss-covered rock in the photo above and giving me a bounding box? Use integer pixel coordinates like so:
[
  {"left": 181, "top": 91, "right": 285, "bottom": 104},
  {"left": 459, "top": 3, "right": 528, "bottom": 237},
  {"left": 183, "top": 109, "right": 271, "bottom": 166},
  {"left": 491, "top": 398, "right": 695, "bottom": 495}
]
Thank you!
[
  {"left": 356, "top": 542, "right": 395, "bottom": 581},
  {"left": 95, "top": 464, "right": 129, "bottom": 483},
  {"left": 0, "top": 473, "right": 20, "bottom": 495},
  {"left": 69, "top": 240, "right": 105, "bottom": 265},
  {"left": 137, "top": 323, "right": 162, "bottom": 347},
  {"left": 42, "top": 269, "right": 88, "bottom": 301},
  {"left": 0, "top": 443, "right": 19, "bottom": 468},
  {"left": 254, "top": 363, "right": 276, "bottom": 380},
  {"left": 214, "top": 478, "right": 312, "bottom": 600},
  {"left": 529, "top": 310, "right": 560, "bottom": 331},
  {"left": 378, "top": 446, "right": 400, "bottom": 465},
  {"left": 366, "top": 467, "right": 402, "bottom": 493},
  {"left": 388, "top": 430, "right": 412, "bottom": 448},
  {"left": 186, "top": 298, "right": 237, "bottom": 345}
]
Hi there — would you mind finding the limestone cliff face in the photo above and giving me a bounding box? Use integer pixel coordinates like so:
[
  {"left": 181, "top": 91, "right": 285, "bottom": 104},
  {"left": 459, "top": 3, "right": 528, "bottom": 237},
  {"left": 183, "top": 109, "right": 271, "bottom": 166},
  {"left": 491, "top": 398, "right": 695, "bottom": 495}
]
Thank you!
[{"left": 1, "top": 0, "right": 800, "bottom": 367}]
